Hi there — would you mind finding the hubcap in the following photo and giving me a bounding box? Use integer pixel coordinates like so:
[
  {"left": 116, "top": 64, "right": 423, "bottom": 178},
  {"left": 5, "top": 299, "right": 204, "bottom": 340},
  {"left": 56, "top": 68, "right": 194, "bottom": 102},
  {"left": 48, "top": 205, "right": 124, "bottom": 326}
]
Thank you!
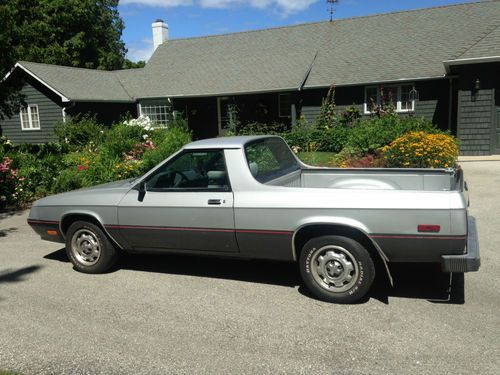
[
  {"left": 311, "top": 245, "right": 359, "bottom": 293},
  {"left": 71, "top": 229, "right": 101, "bottom": 266}
]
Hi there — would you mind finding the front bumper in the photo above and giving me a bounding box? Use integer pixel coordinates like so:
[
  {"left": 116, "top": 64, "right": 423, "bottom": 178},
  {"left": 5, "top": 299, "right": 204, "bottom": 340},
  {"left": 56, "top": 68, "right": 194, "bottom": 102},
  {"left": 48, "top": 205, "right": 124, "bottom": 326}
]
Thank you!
[
  {"left": 441, "top": 216, "right": 480, "bottom": 272},
  {"left": 27, "top": 219, "right": 65, "bottom": 244}
]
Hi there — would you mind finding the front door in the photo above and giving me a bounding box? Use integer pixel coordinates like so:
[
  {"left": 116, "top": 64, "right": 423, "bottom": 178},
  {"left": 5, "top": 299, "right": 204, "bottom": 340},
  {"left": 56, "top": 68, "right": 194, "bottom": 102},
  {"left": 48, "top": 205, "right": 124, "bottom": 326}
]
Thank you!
[
  {"left": 493, "top": 107, "right": 500, "bottom": 154},
  {"left": 116, "top": 149, "right": 237, "bottom": 253}
]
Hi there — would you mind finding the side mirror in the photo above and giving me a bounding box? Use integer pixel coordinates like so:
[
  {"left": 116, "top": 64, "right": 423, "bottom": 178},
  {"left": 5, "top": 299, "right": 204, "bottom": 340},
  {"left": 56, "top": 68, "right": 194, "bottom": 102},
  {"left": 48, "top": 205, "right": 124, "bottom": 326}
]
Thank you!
[{"left": 138, "top": 181, "right": 146, "bottom": 202}]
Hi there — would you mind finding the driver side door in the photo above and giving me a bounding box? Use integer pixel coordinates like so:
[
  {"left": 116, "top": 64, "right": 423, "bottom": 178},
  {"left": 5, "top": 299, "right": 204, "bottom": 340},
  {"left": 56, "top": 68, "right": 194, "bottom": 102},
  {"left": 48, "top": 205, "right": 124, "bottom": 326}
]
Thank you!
[{"left": 116, "top": 149, "right": 238, "bottom": 253}]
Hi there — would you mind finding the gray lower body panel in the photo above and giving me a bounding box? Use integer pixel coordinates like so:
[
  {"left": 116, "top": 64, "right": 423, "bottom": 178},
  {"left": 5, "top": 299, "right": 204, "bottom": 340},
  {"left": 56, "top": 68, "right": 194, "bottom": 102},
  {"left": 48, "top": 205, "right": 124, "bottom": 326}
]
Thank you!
[{"left": 371, "top": 235, "right": 466, "bottom": 262}]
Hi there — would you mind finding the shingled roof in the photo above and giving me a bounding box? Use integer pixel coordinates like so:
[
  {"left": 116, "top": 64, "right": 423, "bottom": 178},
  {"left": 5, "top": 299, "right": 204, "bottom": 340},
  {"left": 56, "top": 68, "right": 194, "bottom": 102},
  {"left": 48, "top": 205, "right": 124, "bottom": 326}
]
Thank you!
[
  {"left": 11, "top": 0, "right": 500, "bottom": 101},
  {"left": 14, "top": 61, "right": 135, "bottom": 102}
]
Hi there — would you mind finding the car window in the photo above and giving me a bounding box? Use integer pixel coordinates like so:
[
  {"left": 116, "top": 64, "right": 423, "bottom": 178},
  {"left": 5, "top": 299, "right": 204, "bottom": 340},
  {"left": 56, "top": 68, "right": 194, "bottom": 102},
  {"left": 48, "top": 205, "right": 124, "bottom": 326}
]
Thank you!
[
  {"left": 245, "top": 138, "right": 300, "bottom": 183},
  {"left": 145, "top": 150, "right": 230, "bottom": 191}
]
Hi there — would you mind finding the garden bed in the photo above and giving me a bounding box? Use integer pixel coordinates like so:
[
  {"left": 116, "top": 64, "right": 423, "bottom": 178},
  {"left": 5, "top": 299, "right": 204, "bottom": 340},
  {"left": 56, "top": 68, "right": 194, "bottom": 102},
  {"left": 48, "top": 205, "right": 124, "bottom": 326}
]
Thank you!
[{"left": 0, "top": 112, "right": 459, "bottom": 208}]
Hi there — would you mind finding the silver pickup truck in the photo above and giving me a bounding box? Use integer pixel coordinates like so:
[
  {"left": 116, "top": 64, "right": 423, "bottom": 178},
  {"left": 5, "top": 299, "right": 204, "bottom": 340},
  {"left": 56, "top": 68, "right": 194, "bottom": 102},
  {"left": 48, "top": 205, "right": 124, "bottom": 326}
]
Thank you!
[{"left": 28, "top": 135, "right": 480, "bottom": 303}]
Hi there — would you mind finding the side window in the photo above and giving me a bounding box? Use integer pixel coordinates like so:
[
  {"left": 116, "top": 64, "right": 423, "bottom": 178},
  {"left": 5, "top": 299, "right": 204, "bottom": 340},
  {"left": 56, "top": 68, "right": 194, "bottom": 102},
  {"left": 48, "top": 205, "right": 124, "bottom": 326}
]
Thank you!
[
  {"left": 245, "top": 138, "right": 299, "bottom": 183},
  {"left": 145, "top": 150, "right": 230, "bottom": 191}
]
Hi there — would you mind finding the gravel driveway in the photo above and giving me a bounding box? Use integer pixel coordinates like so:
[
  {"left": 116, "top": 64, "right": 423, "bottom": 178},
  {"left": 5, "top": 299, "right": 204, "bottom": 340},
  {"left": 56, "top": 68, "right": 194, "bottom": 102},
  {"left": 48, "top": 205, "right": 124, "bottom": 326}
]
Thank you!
[{"left": 1, "top": 161, "right": 499, "bottom": 374}]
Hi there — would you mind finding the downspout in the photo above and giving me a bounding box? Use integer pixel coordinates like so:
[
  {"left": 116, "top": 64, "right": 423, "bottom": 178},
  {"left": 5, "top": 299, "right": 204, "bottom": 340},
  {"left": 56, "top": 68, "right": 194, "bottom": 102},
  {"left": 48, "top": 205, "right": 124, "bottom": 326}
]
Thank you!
[
  {"left": 62, "top": 102, "right": 76, "bottom": 123},
  {"left": 448, "top": 77, "right": 453, "bottom": 132},
  {"left": 295, "top": 51, "right": 318, "bottom": 127},
  {"left": 298, "top": 51, "right": 318, "bottom": 92}
]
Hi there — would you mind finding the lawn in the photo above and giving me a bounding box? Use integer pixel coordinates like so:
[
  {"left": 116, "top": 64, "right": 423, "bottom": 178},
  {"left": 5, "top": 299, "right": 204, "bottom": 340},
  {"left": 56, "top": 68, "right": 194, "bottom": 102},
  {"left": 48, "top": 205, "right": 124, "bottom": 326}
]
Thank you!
[{"left": 297, "top": 152, "right": 338, "bottom": 167}]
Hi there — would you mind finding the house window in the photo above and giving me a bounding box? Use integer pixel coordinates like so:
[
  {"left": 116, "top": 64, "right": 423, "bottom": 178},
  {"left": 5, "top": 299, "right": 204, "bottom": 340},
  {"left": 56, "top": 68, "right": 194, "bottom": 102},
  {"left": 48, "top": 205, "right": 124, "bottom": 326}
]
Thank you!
[
  {"left": 139, "top": 101, "right": 171, "bottom": 126},
  {"left": 364, "top": 84, "right": 415, "bottom": 113},
  {"left": 278, "top": 94, "right": 292, "bottom": 118},
  {"left": 20, "top": 105, "right": 40, "bottom": 130}
]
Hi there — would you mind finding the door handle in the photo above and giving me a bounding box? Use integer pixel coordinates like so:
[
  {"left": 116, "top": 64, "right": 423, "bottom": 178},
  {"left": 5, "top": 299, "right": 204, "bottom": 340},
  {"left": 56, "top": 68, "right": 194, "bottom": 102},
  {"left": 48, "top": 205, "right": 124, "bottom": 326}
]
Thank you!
[{"left": 208, "top": 199, "right": 224, "bottom": 205}]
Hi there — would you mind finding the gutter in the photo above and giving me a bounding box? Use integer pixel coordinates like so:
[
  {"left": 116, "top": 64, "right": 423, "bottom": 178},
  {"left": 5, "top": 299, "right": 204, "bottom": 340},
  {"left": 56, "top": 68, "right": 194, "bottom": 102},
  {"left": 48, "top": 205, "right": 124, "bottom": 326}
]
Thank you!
[
  {"left": 302, "top": 74, "right": 448, "bottom": 90},
  {"left": 443, "top": 56, "right": 500, "bottom": 73},
  {"left": 136, "top": 74, "right": 453, "bottom": 100}
]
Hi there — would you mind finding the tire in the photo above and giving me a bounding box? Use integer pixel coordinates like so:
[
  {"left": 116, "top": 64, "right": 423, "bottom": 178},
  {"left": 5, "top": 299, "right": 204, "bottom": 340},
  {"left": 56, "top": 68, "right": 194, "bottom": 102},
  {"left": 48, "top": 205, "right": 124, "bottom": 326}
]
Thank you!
[
  {"left": 299, "top": 235, "right": 375, "bottom": 304},
  {"left": 65, "top": 220, "right": 120, "bottom": 274}
]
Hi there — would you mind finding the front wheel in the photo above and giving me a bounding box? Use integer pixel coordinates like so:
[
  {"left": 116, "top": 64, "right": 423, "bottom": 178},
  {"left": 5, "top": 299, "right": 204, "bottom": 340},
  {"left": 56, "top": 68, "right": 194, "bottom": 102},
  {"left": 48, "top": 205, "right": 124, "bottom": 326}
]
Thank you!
[
  {"left": 299, "top": 235, "right": 375, "bottom": 304},
  {"left": 65, "top": 221, "right": 120, "bottom": 274}
]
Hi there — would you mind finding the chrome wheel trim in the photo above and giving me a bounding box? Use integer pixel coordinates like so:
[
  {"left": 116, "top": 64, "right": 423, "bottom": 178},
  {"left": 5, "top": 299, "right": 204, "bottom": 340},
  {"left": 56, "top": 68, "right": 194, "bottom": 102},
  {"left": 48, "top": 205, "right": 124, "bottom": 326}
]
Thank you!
[
  {"left": 70, "top": 228, "right": 101, "bottom": 266},
  {"left": 310, "top": 245, "right": 359, "bottom": 293}
]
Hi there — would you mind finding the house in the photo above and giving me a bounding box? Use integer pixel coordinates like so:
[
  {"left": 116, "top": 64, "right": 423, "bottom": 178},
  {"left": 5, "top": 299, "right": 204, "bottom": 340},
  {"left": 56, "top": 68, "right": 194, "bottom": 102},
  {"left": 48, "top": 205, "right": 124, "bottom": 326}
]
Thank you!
[{"left": 1, "top": 0, "right": 499, "bottom": 155}]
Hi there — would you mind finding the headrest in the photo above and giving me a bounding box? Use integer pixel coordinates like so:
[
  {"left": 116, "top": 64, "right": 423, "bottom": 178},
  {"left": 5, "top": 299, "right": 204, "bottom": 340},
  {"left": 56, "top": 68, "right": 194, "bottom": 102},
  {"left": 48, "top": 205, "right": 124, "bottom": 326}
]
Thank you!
[
  {"left": 249, "top": 162, "right": 259, "bottom": 177},
  {"left": 207, "top": 170, "right": 226, "bottom": 180}
]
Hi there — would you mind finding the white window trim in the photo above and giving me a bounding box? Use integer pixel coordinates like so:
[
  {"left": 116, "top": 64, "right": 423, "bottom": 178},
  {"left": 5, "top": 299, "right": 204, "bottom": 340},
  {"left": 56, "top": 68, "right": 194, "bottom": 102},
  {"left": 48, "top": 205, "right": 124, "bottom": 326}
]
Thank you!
[
  {"left": 20, "top": 104, "right": 41, "bottom": 131},
  {"left": 138, "top": 101, "right": 171, "bottom": 127},
  {"left": 278, "top": 93, "right": 292, "bottom": 118},
  {"left": 364, "top": 85, "right": 415, "bottom": 114}
]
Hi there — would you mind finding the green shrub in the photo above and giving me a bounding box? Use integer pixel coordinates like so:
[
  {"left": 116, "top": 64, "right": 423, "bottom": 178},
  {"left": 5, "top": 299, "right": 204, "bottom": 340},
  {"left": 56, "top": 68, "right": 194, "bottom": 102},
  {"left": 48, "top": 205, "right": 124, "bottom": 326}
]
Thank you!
[
  {"left": 314, "top": 84, "right": 340, "bottom": 129},
  {"left": 236, "top": 121, "right": 287, "bottom": 136},
  {"left": 52, "top": 151, "right": 121, "bottom": 193},
  {"left": 12, "top": 152, "right": 62, "bottom": 203},
  {"left": 168, "top": 116, "right": 190, "bottom": 132},
  {"left": 346, "top": 116, "right": 441, "bottom": 155},
  {"left": 0, "top": 136, "right": 14, "bottom": 156},
  {"left": 51, "top": 167, "right": 86, "bottom": 193},
  {"left": 100, "top": 122, "right": 147, "bottom": 159},
  {"left": 0, "top": 157, "right": 17, "bottom": 205},
  {"left": 54, "top": 115, "right": 105, "bottom": 149},
  {"left": 141, "top": 127, "right": 192, "bottom": 171},
  {"left": 283, "top": 127, "right": 348, "bottom": 153},
  {"left": 340, "top": 105, "right": 361, "bottom": 127}
]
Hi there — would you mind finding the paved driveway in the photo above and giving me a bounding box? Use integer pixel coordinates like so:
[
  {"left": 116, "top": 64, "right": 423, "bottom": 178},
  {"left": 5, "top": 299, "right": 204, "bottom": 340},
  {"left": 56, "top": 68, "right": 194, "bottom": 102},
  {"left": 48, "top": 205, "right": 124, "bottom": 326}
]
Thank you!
[{"left": 1, "top": 161, "right": 499, "bottom": 374}]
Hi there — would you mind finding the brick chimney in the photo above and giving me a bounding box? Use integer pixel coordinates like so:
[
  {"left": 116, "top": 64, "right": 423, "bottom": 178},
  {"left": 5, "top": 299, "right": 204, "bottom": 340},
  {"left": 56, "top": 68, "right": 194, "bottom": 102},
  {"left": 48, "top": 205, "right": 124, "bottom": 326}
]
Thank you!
[{"left": 152, "top": 19, "right": 168, "bottom": 51}]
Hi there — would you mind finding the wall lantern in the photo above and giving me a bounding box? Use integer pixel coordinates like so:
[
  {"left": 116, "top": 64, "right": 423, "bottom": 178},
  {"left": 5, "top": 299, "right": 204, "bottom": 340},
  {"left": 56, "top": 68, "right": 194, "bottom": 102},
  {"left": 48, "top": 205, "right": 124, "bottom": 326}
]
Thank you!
[
  {"left": 409, "top": 87, "right": 419, "bottom": 115},
  {"left": 474, "top": 78, "right": 481, "bottom": 91},
  {"left": 472, "top": 78, "right": 481, "bottom": 102},
  {"left": 409, "top": 87, "right": 419, "bottom": 102}
]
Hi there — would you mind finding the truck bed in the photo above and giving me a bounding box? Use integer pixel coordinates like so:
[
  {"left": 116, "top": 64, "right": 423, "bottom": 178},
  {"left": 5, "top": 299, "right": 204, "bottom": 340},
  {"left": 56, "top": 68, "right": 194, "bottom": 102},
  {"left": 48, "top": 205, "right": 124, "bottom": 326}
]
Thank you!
[{"left": 267, "top": 167, "right": 463, "bottom": 192}]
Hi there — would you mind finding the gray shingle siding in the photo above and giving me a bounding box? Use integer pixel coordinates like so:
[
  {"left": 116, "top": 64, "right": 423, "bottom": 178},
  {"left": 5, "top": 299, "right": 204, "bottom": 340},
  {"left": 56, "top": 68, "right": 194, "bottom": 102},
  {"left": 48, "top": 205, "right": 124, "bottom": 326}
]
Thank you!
[
  {"left": 0, "top": 81, "right": 63, "bottom": 144},
  {"left": 457, "top": 89, "right": 494, "bottom": 155},
  {"left": 300, "top": 80, "right": 451, "bottom": 130}
]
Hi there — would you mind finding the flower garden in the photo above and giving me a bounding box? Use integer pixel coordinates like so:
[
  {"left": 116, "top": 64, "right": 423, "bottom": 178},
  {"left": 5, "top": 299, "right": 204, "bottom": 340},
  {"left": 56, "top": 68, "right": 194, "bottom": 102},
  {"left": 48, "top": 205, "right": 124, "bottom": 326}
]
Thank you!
[{"left": 0, "top": 102, "right": 459, "bottom": 209}]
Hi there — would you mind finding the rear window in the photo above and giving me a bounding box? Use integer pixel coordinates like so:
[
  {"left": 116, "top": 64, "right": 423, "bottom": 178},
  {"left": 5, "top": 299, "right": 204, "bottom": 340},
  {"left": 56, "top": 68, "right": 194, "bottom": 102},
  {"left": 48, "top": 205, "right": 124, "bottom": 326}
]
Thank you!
[{"left": 244, "top": 138, "right": 300, "bottom": 183}]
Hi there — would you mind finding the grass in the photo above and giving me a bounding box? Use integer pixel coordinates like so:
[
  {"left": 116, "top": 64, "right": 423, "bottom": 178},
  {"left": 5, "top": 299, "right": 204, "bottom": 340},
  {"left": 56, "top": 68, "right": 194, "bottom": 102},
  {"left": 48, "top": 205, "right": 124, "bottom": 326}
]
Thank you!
[
  {"left": 297, "top": 152, "right": 338, "bottom": 167},
  {"left": 0, "top": 371, "right": 22, "bottom": 375}
]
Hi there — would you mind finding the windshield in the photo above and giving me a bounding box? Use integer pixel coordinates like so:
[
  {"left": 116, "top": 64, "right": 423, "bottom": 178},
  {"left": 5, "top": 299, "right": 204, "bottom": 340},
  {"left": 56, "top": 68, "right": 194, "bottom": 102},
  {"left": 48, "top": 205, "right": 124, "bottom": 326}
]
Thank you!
[{"left": 244, "top": 138, "right": 300, "bottom": 183}]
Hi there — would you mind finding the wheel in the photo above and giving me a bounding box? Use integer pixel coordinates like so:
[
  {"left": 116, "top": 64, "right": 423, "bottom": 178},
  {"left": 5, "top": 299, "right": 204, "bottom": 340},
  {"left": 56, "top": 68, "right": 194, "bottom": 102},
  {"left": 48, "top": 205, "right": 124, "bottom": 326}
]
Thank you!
[
  {"left": 299, "top": 235, "right": 375, "bottom": 304},
  {"left": 65, "top": 221, "right": 120, "bottom": 273}
]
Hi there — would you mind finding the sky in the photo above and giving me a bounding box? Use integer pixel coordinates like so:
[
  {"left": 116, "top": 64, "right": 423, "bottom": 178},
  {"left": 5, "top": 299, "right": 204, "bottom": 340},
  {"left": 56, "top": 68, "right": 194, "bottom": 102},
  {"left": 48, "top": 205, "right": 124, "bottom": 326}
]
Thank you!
[{"left": 119, "top": 0, "right": 478, "bottom": 62}]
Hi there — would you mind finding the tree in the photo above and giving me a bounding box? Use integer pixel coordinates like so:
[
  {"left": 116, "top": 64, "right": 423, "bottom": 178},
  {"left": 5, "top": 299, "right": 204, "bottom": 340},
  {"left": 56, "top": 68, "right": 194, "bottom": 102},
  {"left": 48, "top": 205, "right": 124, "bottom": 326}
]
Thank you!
[
  {"left": 0, "top": 2, "right": 25, "bottom": 120},
  {"left": 122, "top": 59, "right": 146, "bottom": 69},
  {"left": 0, "top": 0, "right": 127, "bottom": 119}
]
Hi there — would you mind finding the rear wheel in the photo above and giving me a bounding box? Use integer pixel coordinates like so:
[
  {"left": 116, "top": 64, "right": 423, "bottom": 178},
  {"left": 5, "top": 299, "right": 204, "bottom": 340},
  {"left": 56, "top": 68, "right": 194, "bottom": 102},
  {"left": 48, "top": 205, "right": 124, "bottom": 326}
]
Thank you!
[
  {"left": 65, "top": 221, "right": 120, "bottom": 273},
  {"left": 299, "top": 235, "right": 375, "bottom": 304}
]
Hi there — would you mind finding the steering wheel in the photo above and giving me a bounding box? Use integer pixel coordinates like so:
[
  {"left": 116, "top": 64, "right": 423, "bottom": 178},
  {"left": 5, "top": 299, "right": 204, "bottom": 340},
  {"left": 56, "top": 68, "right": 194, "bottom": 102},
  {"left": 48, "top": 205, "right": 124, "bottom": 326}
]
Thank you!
[{"left": 172, "top": 171, "right": 189, "bottom": 188}]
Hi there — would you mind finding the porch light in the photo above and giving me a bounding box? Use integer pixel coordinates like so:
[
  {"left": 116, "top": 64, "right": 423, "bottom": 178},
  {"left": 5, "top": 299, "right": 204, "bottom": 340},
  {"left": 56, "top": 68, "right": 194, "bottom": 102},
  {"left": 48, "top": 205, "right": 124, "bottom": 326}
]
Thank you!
[
  {"left": 474, "top": 78, "right": 481, "bottom": 91},
  {"left": 409, "top": 87, "right": 419, "bottom": 102}
]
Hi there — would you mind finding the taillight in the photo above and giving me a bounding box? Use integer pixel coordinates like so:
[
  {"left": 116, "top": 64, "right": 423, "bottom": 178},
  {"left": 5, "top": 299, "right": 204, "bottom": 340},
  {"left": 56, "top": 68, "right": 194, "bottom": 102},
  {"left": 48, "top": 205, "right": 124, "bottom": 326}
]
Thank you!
[{"left": 418, "top": 225, "right": 440, "bottom": 233}]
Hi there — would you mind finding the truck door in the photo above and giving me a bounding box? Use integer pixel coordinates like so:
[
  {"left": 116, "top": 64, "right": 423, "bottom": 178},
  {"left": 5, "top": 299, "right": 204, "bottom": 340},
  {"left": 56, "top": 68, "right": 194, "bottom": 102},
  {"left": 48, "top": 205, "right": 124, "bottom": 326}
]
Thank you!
[{"left": 116, "top": 149, "right": 238, "bottom": 253}]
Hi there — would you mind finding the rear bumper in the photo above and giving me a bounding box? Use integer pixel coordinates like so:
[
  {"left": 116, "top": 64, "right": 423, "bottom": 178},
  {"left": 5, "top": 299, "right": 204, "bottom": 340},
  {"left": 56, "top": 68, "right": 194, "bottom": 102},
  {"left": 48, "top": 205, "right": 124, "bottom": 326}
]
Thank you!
[{"left": 441, "top": 216, "right": 480, "bottom": 272}]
